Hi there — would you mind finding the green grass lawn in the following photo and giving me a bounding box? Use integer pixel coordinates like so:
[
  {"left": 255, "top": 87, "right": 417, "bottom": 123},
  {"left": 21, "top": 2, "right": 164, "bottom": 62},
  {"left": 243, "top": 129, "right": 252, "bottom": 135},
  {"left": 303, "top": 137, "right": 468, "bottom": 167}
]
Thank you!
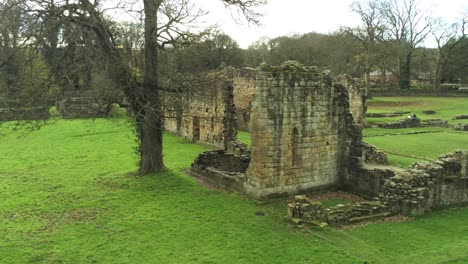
[
  {"left": 366, "top": 97, "right": 468, "bottom": 125},
  {"left": 1, "top": 119, "right": 468, "bottom": 263},
  {"left": 364, "top": 97, "right": 468, "bottom": 167},
  {"left": 365, "top": 131, "right": 468, "bottom": 161},
  {"left": 237, "top": 130, "right": 251, "bottom": 146}
]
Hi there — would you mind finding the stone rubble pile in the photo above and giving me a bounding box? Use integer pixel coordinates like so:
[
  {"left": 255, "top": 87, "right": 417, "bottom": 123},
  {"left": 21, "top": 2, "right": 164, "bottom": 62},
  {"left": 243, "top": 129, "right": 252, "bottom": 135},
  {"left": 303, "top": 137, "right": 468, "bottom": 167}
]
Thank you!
[{"left": 453, "top": 123, "right": 468, "bottom": 131}]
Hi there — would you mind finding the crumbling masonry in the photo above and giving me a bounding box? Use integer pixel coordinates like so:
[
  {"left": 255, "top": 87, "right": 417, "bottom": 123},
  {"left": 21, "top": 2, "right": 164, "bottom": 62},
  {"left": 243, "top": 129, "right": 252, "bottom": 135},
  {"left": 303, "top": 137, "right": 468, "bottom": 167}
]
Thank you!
[
  {"left": 190, "top": 61, "right": 468, "bottom": 222},
  {"left": 163, "top": 70, "right": 237, "bottom": 149},
  {"left": 191, "top": 61, "right": 364, "bottom": 198}
]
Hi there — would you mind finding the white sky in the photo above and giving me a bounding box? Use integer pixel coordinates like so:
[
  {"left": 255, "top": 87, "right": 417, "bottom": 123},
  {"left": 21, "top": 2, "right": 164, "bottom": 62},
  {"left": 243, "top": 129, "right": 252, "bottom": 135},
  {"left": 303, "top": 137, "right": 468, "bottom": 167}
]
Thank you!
[{"left": 196, "top": 0, "right": 468, "bottom": 48}]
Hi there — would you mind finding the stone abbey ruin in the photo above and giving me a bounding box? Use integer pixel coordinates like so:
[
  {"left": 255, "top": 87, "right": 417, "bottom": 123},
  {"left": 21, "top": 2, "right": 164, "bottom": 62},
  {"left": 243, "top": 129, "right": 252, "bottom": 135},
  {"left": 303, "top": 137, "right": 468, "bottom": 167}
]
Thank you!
[
  {"left": 173, "top": 61, "right": 468, "bottom": 225},
  {"left": 187, "top": 61, "right": 367, "bottom": 198}
]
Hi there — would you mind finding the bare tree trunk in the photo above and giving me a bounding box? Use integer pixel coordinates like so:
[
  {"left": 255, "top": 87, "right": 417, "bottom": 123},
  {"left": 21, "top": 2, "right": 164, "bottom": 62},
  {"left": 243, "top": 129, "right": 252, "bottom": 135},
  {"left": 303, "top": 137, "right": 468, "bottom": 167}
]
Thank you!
[
  {"left": 433, "top": 60, "right": 443, "bottom": 91},
  {"left": 140, "top": 0, "right": 164, "bottom": 174},
  {"left": 399, "top": 51, "right": 411, "bottom": 90}
]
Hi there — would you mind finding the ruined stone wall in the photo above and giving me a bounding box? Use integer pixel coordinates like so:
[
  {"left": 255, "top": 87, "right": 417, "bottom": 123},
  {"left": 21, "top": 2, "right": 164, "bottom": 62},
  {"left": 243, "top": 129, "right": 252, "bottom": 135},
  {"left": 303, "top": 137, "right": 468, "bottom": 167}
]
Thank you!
[
  {"left": 346, "top": 150, "right": 468, "bottom": 215},
  {"left": 163, "top": 72, "right": 237, "bottom": 149},
  {"left": 0, "top": 98, "right": 50, "bottom": 121},
  {"left": 244, "top": 62, "right": 360, "bottom": 198},
  {"left": 336, "top": 76, "right": 366, "bottom": 127},
  {"left": 348, "top": 84, "right": 366, "bottom": 126},
  {"left": 287, "top": 195, "right": 396, "bottom": 227},
  {"left": 56, "top": 91, "right": 110, "bottom": 119},
  {"left": 231, "top": 68, "right": 256, "bottom": 131}
]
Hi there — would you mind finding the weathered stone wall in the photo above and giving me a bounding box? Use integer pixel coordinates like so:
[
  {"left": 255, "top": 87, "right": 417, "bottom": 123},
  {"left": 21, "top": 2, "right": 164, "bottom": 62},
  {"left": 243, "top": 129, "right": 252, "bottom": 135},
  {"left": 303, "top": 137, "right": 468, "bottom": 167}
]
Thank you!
[
  {"left": 287, "top": 195, "right": 396, "bottom": 226},
  {"left": 344, "top": 165, "right": 396, "bottom": 199},
  {"left": 377, "top": 117, "right": 421, "bottom": 129},
  {"left": 56, "top": 91, "right": 110, "bottom": 119},
  {"left": 244, "top": 62, "right": 362, "bottom": 198},
  {"left": 337, "top": 76, "right": 366, "bottom": 127},
  {"left": 163, "top": 71, "right": 237, "bottom": 149},
  {"left": 190, "top": 61, "right": 365, "bottom": 199},
  {"left": 231, "top": 68, "right": 256, "bottom": 131},
  {"left": 346, "top": 150, "right": 468, "bottom": 215},
  {"left": 0, "top": 99, "right": 50, "bottom": 121}
]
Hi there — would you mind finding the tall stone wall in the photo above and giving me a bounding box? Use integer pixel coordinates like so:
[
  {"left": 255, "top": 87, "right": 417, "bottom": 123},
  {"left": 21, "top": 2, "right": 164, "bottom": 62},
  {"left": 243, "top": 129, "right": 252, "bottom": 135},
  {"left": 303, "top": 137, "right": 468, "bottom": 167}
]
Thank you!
[
  {"left": 231, "top": 68, "right": 256, "bottom": 131},
  {"left": 244, "top": 62, "right": 361, "bottom": 198},
  {"left": 344, "top": 78, "right": 366, "bottom": 126},
  {"left": 163, "top": 71, "right": 237, "bottom": 149}
]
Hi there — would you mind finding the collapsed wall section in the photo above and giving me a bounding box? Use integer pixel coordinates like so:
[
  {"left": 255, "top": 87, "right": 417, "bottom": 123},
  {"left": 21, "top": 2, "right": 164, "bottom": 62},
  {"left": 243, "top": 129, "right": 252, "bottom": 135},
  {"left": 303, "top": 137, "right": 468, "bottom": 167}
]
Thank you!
[
  {"left": 345, "top": 150, "right": 468, "bottom": 215},
  {"left": 244, "top": 62, "right": 361, "bottom": 198}
]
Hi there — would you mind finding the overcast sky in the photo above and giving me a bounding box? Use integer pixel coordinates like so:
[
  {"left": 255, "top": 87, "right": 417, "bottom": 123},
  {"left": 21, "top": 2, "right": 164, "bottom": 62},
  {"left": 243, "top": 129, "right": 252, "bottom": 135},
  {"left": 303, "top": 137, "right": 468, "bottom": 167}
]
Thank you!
[{"left": 196, "top": 0, "right": 468, "bottom": 48}]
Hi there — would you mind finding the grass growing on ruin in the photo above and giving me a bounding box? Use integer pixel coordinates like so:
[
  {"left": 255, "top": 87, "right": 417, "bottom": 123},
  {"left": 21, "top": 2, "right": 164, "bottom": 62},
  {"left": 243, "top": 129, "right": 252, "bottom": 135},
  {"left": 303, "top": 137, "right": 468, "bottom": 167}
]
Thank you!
[
  {"left": 366, "top": 97, "right": 468, "bottom": 124},
  {"left": 1, "top": 119, "right": 468, "bottom": 263}
]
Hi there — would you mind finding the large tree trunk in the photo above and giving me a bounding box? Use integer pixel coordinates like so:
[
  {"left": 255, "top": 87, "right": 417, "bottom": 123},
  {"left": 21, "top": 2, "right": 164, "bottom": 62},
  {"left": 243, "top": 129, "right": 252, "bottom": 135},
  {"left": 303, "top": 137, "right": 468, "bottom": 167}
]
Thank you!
[
  {"left": 140, "top": 0, "right": 164, "bottom": 174},
  {"left": 399, "top": 51, "right": 411, "bottom": 90}
]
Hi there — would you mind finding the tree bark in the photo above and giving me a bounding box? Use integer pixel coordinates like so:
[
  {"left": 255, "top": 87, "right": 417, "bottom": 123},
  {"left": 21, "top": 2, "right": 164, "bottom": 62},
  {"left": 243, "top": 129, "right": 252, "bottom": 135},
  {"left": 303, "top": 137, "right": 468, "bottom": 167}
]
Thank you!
[
  {"left": 140, "top": 0, "right": 164, "bottom": 174},
  {"left": 399, "top": 51, "right": 411, "bottom": 90}
]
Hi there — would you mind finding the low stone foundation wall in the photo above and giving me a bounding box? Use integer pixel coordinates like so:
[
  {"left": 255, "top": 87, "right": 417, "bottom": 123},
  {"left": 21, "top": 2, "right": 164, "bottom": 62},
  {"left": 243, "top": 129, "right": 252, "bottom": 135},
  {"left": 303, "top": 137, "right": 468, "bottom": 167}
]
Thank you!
[
  {"left": 422, "top": 119, "right": 448, "bottom": 127},
  {"left": 453, "top": 123, "right": 468, "bottom": 131},
  {"left": 377, "top": 117, "right": 420, "bottom": 129},
  {"left": 454, "top": 115, "right": 468, "bottom": 120},
  {"left": 57, "top": 96, "right": 109, "bottom": 119},
  {"left": 190, "top": 147, "right": 250, "bottom": 192},
  {"left": 345, "top": 166, "right": 396, "bottom": 199},
  {"left": 346, "top": 150, "right": 468, "bottom": 216},
  {"left": 366, "top": 112, "right": 406, "bottom": 118},
  {"left": 287, "top": 195, "right": 396, "bottom": 226},
  {"left": 0, "top": 107, "right": 49, "bottom": 121}
]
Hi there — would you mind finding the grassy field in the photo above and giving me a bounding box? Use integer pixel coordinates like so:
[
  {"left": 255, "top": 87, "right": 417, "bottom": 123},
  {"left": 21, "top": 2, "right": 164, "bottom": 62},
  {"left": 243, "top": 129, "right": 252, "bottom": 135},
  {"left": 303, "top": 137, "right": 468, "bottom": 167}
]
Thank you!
[
  {"left": 366, "top": 97, "right": 468, "bottom": 125},
  {"left": 364, "top": 97, "right": 468, "bottom": 167},
  {"left": 1, "top": 119, "right": 468, "bottom": 263}
]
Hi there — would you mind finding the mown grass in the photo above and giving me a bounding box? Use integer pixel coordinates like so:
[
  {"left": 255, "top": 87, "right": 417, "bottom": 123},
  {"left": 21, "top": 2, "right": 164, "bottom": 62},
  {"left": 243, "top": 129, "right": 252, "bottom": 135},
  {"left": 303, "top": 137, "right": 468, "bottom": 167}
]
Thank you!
[
  {"left": 366, "top": 97, "right": 468, "bottom": 125},
  {"left": 365, "top": 131, "right": 468, "bottom": 162},
  {"left": 237, "top": 130, "right": 251, "bottom": 146},
  {"left": 365, "top": 97, "right": 468, "bottom": 167},
  {"left": 1, "top": 119, "right": 468, "bottom": 263}
]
